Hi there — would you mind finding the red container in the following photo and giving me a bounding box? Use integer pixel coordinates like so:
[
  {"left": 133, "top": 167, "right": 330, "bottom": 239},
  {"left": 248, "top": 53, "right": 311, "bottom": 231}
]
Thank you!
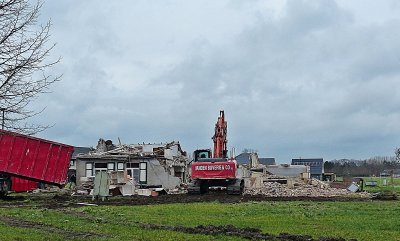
[
  {"left": 11, "top": 176, "right": 37, "bottom": 192},
  {"left": 0, "top": 130, "right": 74, "bottom": 185}
]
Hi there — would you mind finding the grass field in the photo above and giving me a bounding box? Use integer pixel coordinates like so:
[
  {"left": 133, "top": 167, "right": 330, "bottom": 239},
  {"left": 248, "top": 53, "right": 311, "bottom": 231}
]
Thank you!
[
  {"left": 0, "top": 197, "right": 399, "bottom": 241},
  {"left": 360, "top": 177, "right": 400, "bottom": 193}
]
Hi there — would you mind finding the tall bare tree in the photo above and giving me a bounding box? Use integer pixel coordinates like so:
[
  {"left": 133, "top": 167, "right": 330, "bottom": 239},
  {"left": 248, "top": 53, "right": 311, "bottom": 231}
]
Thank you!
[
  {"left": 0, "top": 0, "right": 59, "bottom": 134},
  {"left": 395, "top": 147, "right": 400, "bottom": 161}
]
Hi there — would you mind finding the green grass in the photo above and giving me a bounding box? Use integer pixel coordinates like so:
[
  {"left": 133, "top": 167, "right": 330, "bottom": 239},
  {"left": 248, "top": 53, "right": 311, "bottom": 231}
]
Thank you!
[
  {"left": 361, "top": 177, "right": 400, "bottom": 193},
  {"left": 0, "top": 200, "right": 400, "bottom": 240}
]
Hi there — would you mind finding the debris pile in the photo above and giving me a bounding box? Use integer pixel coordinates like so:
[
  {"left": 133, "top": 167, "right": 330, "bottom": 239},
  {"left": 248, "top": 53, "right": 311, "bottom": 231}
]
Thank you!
[{"left": 244, "top": 179, "right": 350, "bottom": 197}]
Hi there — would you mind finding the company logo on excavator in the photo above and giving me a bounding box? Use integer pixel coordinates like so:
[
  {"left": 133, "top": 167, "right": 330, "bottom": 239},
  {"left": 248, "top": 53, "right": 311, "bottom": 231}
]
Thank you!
[{"left": 194, "top": 164, "right": 232, "bottom": 171}]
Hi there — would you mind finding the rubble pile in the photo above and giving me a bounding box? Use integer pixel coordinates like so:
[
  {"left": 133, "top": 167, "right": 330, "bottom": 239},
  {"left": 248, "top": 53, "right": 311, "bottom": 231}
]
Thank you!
[{"left": 244, "top": 180, "right": 350, "bottom": 197}]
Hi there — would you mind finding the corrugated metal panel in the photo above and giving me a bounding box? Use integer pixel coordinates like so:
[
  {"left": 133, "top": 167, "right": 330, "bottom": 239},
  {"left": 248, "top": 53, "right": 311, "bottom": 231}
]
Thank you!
[
  {"left": 11, "top": 176, "right": 37, "bottom": 192},
  {"left": 0, "top": 130, "right": 74, "bottom": 185}
]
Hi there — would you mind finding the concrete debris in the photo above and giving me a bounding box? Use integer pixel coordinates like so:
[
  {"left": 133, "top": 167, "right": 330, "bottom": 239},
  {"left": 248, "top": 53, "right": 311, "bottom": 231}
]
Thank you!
[
  {"left": 74, "top": 190, "right": 89, "bottom": 195},
  {"left": 31, "top": 186, "right": 69, "bottom": 194},
  {"left": 76, "top": 202, "right": 98, "bottom": 206},
  {"left": 347, "top": 183, "right": 360, "bottom": 193},
  {"left": 308, "top": 178, "right": 330, "bottom": 189},
  {"left": 244, "top": 179, "right": 350, "bottom": 197}
]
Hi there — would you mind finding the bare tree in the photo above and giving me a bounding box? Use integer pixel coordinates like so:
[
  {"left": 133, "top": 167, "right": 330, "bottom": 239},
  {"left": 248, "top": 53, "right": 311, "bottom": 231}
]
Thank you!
[
  {"left": 0, "top": 0, "right": 59, "bottom": 134},
  {"left": 395, "top": 147, "right": 400, "bottom": 161}
]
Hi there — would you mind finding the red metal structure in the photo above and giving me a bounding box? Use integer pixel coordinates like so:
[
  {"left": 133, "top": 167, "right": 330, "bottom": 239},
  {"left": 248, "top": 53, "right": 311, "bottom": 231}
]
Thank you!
[
  {"left": 212, "top": 111, "right": 227, "bottom": 158},
  {"left": 189, "top": 111, "right": 244, "bottom": 195},
  {"left": 0, "top": 130, "right": 74, "bottom": 195},
  {"left": 10, "top": 176, "right": 37, "bottom": 192}
]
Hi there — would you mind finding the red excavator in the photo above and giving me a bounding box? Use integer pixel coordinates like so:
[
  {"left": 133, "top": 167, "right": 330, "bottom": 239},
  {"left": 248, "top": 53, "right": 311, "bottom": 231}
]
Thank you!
[{"left": 188, "top": 111, "right": 244, "bottom": 195}]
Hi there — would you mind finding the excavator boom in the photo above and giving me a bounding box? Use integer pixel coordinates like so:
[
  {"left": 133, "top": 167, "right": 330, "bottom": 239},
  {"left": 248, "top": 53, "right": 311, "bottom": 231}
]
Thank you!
[{"left": 212, "top": 110, "right": 227, "bottom": 158}]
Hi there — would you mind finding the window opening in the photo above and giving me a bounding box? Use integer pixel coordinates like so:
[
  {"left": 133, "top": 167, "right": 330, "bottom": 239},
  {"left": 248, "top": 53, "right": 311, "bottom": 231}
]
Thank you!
[{"left": 85, "top": 163, "right": 93, "bottom": 177}]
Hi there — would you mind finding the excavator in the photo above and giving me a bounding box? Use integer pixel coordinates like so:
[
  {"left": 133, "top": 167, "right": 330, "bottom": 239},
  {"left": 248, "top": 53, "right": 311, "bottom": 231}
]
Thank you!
[{"left": 188, "top": 111, "right": 244, "bottom": 195}]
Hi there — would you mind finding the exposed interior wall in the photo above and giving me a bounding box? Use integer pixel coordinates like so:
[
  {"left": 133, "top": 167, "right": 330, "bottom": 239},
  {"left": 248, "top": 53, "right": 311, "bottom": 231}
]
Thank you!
[
  {"left": 267, "top": 164, "right": 309, "bottom": 178},
  {"left": 146, "top": 160, "right": 181, "bottom": 190},
  {"left": 76, "top": 159, "right": 87, "bottom": 186}
]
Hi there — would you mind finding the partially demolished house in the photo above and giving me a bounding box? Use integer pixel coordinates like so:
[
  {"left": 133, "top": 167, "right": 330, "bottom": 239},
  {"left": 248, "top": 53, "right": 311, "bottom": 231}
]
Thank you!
[
  {"left": 266, "top": 164, "right": 310, "bottom": 179},
  {"left": 235, "top": 152, "right": 261, "bottom": 168},
  {"left": 75, "top": 139, "right": 188, "bottom": 192},
  {"left": 68, "top": 147, "right": 93, "bottom": 183},
  {"left": 236, "top": 152, "right": 276, "bottom": 167}
]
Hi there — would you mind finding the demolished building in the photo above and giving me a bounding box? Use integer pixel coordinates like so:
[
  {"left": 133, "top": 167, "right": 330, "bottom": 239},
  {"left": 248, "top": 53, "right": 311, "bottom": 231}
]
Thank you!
[
  {"left": 68, "top": 147, "right": 93, "bottom": 184},
  {"left": 266, "top": 164, "right": 310, "bottom": 179},
  {"left": 75, "top": 139, "right": 188, "bottom": 193}
]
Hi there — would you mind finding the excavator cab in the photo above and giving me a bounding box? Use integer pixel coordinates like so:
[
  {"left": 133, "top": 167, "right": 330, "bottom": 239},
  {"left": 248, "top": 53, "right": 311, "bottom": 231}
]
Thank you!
[{"left": 193, "top": 149, "right": 212, "bottom": 162}]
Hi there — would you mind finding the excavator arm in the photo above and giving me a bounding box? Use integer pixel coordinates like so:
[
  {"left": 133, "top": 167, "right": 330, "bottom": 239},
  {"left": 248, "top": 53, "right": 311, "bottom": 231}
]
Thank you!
[{"left": 212, "top": 110, "right": 228, "bottom": 158}]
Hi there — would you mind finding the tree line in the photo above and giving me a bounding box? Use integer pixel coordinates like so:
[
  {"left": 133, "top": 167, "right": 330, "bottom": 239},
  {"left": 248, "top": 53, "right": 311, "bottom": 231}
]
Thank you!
[{"left": 324, "top": 156, "right": 400, "bottom": 177}]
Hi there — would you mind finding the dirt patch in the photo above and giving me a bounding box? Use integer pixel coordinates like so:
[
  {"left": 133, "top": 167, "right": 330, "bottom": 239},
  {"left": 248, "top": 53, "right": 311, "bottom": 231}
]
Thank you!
[
  {"left": 139, "top": 223, "right": 355, "bottom": 241},
  {"left": 93, "top": 192, "right": 371, "bottom": 207},
  {"left": 59, "top": 210, "right": 357, "bottom": 241},
  {"left": 0, "top": 215, "right": 102, "bottom": 239},
  {"left": 0, "top": 191, "right": 374, "bottom": 209}
]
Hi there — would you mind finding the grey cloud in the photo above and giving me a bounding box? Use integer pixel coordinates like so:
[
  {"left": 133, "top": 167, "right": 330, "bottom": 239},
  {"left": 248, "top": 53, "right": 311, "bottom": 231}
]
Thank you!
[
  {"left": 150, "top": 0, "right": 400, "bottom": 160},
  {"left": 28, "top": 0, "right": 400, "bottom": 162}
]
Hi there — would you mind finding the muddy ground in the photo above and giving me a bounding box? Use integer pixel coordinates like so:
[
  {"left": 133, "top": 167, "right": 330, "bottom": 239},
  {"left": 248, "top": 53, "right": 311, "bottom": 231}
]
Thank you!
[
  {"left": 0, "top": 190, "right": 372, "bottom": 209},
  {"left": 139, "top": 223, "right": 355, "bottom": 241}
]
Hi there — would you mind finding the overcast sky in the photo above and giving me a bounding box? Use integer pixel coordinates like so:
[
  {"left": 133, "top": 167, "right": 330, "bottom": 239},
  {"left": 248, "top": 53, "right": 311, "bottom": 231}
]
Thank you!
[{"left": 30, "top": 0, "right": 400, "bottom": 162}]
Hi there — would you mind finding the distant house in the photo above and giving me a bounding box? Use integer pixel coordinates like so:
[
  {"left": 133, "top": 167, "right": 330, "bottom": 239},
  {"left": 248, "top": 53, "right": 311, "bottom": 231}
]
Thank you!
[
  {"left": 235, "top": 152, "right": 277, "bottom": 169},
  {"left": 380, "top": 169, "right": 400, "bottom": 178},
  {"left": 235, "top": 152, "right": 263, "bottom": 168},
  {"left": 291, "top": 158, "right": 324, "bottom": 180},
  {"left": 235, "top": 153, "right": 253, "bottom": 165}
]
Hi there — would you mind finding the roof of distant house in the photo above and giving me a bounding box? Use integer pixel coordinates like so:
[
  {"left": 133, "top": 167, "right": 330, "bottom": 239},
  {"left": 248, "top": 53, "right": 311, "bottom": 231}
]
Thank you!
[
  {"left": 235, "top": 153, "right": 251, "bottom": 165},
  {"left": 72, "top": 147, "right": 92, "bottom": 159},
  {"left": 259, "top": 158, "right": 276, "bottom": 165},
  {"left": 292, "top": 158, "right": 323, "bottom": 163}
]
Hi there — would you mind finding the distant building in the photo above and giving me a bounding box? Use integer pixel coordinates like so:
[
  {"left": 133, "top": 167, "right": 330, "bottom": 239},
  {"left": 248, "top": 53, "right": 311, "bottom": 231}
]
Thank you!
[
  {"left": 236, "top": 153, "right": 276, "bottom": 166},
  {"left": 291, "top": 158, "right": 324, "bottom": 180},
  {"left": 235, "top": 153, "right": 253, "bottom": 166},
  {"left": 235, "top": 152, "right": 267, "bottom": 169},
  {"left": 380, "top": 169, "right": 400, "bottom": 178}
]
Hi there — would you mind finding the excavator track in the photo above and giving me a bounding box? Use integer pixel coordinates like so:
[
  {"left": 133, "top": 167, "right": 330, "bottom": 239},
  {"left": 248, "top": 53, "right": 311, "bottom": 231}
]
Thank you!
[
  {"left": 188, "top": 180, "right": 208, "bottom": 194},
  {"left": 226, "top": 179, "right": 244, "bottom": 195}
]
